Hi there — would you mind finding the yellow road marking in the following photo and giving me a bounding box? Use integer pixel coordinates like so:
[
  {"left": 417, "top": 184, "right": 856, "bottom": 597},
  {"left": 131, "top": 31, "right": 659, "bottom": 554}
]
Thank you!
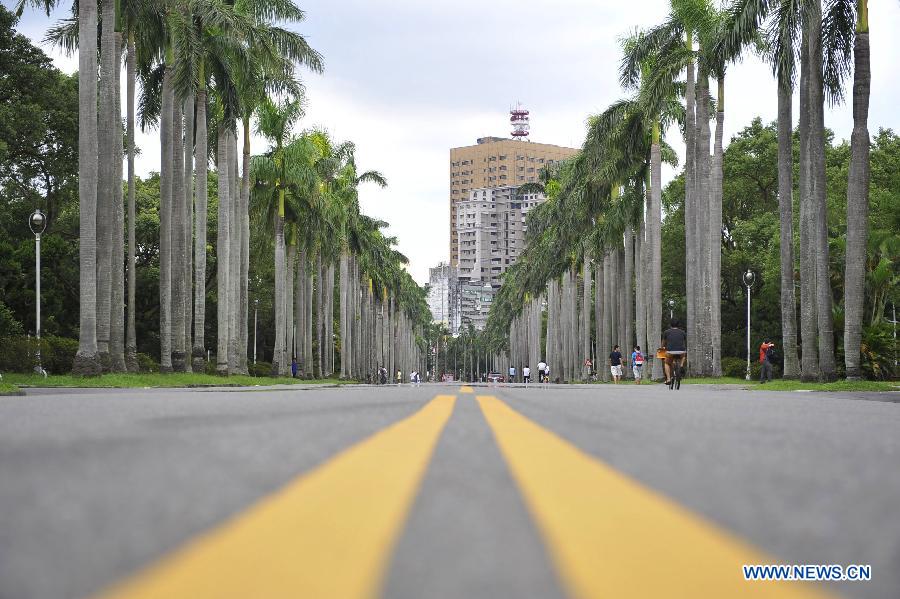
[
  {"left": 460, "top": 386, "right": 474, "bottom": 393},
  {"left": 476, "top": 395, "right": 830, "bottom": 599},
  {"left": 98, "top": 395, "right": 457, "bottom": 599}
]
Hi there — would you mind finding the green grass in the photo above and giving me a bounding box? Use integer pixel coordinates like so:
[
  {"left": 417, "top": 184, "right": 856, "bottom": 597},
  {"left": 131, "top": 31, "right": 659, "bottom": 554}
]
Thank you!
[
  {"left": 2, "top": 372, "right": 348, "bottom": 389},
  {"left": 0, "top": 380, "right": 21, "bottom": 394},
  {"left": 682, "top": 377, "right": 899, "bottom": 392}
]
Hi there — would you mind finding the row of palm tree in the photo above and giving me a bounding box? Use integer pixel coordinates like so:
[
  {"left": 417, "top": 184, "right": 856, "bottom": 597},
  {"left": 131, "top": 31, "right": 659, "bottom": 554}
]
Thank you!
[
  {"left": 19, "top": 0, "right": 432, "bottom": 378},
  {"left": 486, "top": 0, "right": 871, "bottom": 382},
  {"left": 249, "top": 107, "right": 430, "bottom": 380}
]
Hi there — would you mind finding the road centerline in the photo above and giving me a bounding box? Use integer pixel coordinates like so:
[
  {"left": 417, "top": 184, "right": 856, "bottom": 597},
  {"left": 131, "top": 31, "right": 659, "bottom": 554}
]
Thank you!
[
  {"left": 476, "top": 394, "right": 830, "bottom": 599},
  {"left": 96, "top": 394, "right": 457, "bottom": 599}
]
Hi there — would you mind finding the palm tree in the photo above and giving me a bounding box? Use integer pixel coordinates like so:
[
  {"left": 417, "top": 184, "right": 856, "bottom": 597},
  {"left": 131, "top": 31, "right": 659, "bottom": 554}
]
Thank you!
[
  {"left": 216, "top": 121, "right": 232, "bottom": 374},
  {"left": 109, "top": 30, "right": 126, "bottom": 372},
  {"left": 844, "top": 0, "right": 870, "bottom": 380},
  {"left": 71, "top": 0, "right": 101, "bottom": 375},
  {"left": 192, "top": 57, "right": 209, "bottom": 372},
  {"left": 125, "top": 29, "right": 139, "bottom": 372},
  {"left": 252, "top": 98, "right": 312, "bottom": 375},
  {"left": 723, "top": 0, "right": 852, "bottom": 380},
  {"left": 95, "top": 0, "right": 116, "bottom": 371}
]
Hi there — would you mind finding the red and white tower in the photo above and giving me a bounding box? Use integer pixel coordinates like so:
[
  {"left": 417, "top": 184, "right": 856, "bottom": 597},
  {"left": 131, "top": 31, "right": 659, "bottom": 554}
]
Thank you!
[{"left": 510, "top": 102, "right": 530, "bottom": 140}]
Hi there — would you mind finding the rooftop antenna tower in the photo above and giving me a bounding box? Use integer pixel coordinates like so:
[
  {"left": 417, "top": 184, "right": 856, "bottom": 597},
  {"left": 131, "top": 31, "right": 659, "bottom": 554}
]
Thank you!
[{"left": 510, "top": 102, "right": 530, "bottom": 140}]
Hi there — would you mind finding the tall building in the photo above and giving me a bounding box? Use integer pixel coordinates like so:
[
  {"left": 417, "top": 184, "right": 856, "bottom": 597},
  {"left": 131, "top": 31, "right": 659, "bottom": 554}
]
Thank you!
[
  {"left": 449, "top": 135, "right": 578, "bottom": 266},
  {"left": 427, "top": 262, "right": 459, "bottom": 333},
  {"left": 456, "top": 185, "right": 544, "bottom": 288}
]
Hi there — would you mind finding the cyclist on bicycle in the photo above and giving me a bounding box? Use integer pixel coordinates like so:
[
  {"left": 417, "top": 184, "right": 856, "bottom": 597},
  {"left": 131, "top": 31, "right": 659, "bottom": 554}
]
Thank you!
[{"left": 661, "top": 318, "right": 687, "bottom": 385}]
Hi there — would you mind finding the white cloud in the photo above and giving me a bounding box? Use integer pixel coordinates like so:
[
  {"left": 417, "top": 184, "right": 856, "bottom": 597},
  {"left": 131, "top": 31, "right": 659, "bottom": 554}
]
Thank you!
[{"left": 14, "top": 0, "right": 900, "bottom": 284}]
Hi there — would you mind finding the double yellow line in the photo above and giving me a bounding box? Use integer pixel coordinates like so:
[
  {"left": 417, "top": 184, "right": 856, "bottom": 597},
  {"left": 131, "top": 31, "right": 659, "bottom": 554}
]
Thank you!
[{"left": 98, "top": 390, "right": 828, "bottom": 599}]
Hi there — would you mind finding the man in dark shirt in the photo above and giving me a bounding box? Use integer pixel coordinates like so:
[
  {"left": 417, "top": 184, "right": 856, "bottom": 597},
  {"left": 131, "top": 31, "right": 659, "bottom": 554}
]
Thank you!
[
  {"left": 661, "top": 319, "right": 687, "bottom": 384},
  {"left": 608, "top": 345, "right": 623, "bottom": 383}
]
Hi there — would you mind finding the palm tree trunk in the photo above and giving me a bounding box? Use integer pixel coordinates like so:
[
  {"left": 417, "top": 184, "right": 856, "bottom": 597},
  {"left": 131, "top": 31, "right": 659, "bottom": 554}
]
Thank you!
[
  {"left": 171, "top": 98, "right": 186, "bottom": 372},
  {"left": 72, "top": 0, "right": 101, "bottom": 375},
  {"left": 339, "top": 251, "right": 349, "bottom": 378},
  {"left": 95, "top": 0, "right": 116, "bottom": 370},
  {"left": 326, "top": 262, "right": 335, "bottom": 376},
  {"left": 635, "top": 212, "right": 646, "bottom": 361},
  {"left": 387, "top": 292, "right": 394, "bottom": 379},
  {"left": 109, "top": 33, "right": 126, "bottom": 373},
  {"left": 192, "top": 83, "right": 209, "bottom": 373},
  {"left": 649, "top": 123, "right": 663, "bottom": 381},
  {"left": 216, "top": 128, "right": 231, "bottom": 375},
  {"left": 709, "top": 75, "right": 724, "bottom": 376},
  {"left": 602, "top": 252, "right": 612, "bottom": 382},
  {"left": 617, "top": 248, "right": 626, "bottom": 377},
  {"left": 272, "top": 207, "right": 284, "bottom": 376},
  {"left": 798, "top": 19, "right": 819, "bottom": 381},
  {"left": 624, "top": 228, "right": 634, "bottom": 376},
  {"left": 239, "top": 118, "right": 251, "bottom": 374},
  {"left": 809, "top": 0, "right": 836, "bottom": 381},
  {"left": 316, "top": 254, "right": 324, "bottom": 377},
  {"left": 684, "top": 30, "right": 697, "bottom": 375},
  {"left": 777, "top": 75, "right": 801, "bottom": 378},
  {"left": 183, "top": 94, "right": 194, "bottom": 373},
  {"left": 288, "top": 245, "right": 298, "bottom": 375},
  {"left": 581, "top": 253, "right": 592, "bottom": 381},
  {"left": 227, "top": 130, "right": 241, "bottom": 374},
  {"left": 125, "top": 33, "right": 138, "bottom": 373},
  {"left": 159, "top": 66, "right": 175, "bottom": 373},
  {"left": 306, "top": 269, "right": 314, "bottom": 376},
  {"left": 695, "top": 69, "right": 712, "bottom": 376},
  {"left": 843, "top": 3, "right": 870, "bottom": 380},
  {"left": 594, "top": 262, "right": 602, "bottom": 377}
]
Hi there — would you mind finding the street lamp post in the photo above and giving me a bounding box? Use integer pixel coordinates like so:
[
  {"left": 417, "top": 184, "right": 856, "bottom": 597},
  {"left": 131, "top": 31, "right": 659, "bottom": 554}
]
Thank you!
[
  {"left": 29, "top": 210, "right": 47, "bottom": 377},
  {"left": 253, "top": 299, "right": 259, "bottom": 367},
  {"left": 743, "top": 270, "right": 756, "bottom": 381},
  {"left": 667, "top": 299, "right": 675, "bottom": 320}
]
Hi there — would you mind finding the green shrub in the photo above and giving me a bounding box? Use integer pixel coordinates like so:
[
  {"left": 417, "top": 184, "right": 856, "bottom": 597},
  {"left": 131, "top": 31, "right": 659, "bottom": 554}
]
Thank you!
[
  {"left": 41, "top": 336, "right": 78, "bottom": 374},
  {"left": 721, "top": 356, "right": 761, "bottom": 379},
  {"left": 136, "top": 352, "right": 159, "bottom": 373},
  {"left": 861, "top": 323, "right": 896, "bottom": 380},
  {"left": 0, "top": 335, "right": 76, "bottom": 374},
  {"left": 250, "top": 361, "right": 273, "bottom": 378}
]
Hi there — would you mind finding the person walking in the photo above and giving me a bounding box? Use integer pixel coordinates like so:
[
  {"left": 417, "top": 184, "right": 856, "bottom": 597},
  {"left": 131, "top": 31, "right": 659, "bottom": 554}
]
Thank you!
[
  {"left": 396, "top": 369, "right": 402, "bottom": 385},
  {"left": 609, "top": 345, "right": 623, "bottom": 384},
  {"left": 379, "top": 366, "right": 388, "bottom": 385},
  {"left": 760, "top": 339, "right": 776, "bottom": 384},
  {"left": 508, "top": 365, "right": 516, "bottom": 383},
  {"left": 291, "top": 357, "right": 298, "bottom": 378},
  {"left": 631, "top": 345, "right": 644, "bottom": 384},
  {"left": 523, "top": 365, "right": 531, "bottom": 385}
]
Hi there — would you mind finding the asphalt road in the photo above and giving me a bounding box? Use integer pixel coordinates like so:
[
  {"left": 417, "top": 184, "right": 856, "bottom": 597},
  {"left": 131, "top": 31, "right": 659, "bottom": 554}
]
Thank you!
[{"left": 1, "top": 383, "right": 898, "bottom": 599}]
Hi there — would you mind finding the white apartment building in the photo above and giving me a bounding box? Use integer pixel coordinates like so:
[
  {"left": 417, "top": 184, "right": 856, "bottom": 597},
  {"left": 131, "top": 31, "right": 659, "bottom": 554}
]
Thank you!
[
  {"left": 456, "top": 185, "right": 545, "bottom": 288},
  {"left": 455, "top": 185, "right": 545, "bottom": 329},
  {"left": 427, "top": 262, "right": 460, "bottom": 333}
]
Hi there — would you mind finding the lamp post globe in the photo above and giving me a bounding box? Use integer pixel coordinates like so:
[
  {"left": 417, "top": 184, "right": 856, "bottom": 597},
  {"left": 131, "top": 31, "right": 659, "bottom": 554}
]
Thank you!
[
  {"left": 29, "top": 209, "right": 48, "bottom": 377},
  {"left": 29, "top": 209, "right": 47, "bottom": 235},
  {"left": 667, "top": 298, "right": 675, "bottom": 319}
]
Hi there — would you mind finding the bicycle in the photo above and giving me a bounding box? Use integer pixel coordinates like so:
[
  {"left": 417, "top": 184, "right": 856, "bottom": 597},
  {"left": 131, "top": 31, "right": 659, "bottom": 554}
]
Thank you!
[{"left": 665, "top": 353, "right": 686, "bottom": 391}]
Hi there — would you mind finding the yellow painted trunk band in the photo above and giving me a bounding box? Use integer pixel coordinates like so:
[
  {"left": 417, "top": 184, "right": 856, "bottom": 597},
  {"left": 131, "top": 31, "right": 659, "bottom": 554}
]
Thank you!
[
  {"left": 476, "top": 395, "right": 831, "bottom": 599},
  {"left": 98, "top": 395, "right": 457, "bottom": 599},
  {"left": 459, "top": 386, "right": 474, "bottom": 393}
]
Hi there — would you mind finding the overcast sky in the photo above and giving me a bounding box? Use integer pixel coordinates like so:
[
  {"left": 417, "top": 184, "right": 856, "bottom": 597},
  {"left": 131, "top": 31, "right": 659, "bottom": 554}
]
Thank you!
[{"left": 11, "top": 0, "right": 900, "bottom": 284}]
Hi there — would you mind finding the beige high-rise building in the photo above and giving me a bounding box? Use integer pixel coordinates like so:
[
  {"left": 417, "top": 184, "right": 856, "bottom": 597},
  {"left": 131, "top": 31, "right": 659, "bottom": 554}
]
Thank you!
[{"left": 449, "top": 137, "right": 578, "bottom": 266}]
